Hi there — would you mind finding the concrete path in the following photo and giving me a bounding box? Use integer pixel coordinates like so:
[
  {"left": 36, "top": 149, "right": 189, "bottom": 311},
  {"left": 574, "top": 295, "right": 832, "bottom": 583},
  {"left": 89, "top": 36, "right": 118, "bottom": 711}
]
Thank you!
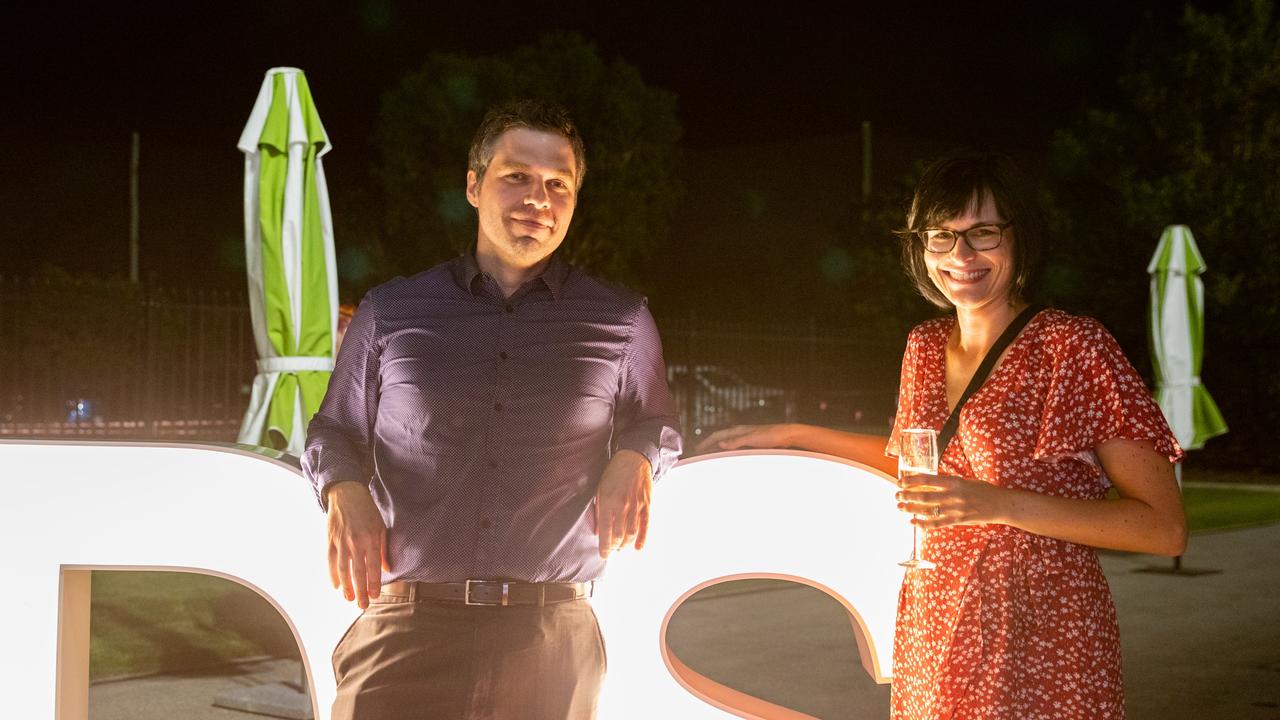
[
  {"left": 90, "top": 523, "right": 1280, "bottom": 719},
  {"left": 668, "top": 523, "right": 1280, "bottom": 719},
  {"left": 90, "top": 658, "right": 303, "bottom": 720},
  {"left": 1103, "top": 526, "right": 1280, "bottom": 719}
]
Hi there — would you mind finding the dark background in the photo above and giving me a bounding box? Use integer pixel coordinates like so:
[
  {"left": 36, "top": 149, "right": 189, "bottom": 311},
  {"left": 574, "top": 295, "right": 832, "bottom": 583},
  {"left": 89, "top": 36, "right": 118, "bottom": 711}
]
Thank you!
[
  {"left": 0, "top": 1, "right": 1225, "bottom": 290},
  {"left": 3, "top": 0, "right": 1266, "bottom": 469}
]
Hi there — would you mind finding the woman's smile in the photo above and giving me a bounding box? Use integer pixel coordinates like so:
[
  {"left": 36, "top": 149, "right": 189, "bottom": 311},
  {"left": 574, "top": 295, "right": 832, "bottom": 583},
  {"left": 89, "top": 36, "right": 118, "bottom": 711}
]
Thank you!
[{"left": 940, "top": 268, "right": 990, "bottom": 284}]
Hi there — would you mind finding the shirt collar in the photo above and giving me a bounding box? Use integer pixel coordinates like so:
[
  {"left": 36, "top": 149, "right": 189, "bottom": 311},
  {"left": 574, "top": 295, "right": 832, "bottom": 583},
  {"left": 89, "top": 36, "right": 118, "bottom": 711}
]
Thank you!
[
  {"left": 453, "top": 251, "right": 568, "bottom": 301},
  {"left": 538, "top": 254, "right": 569, "bottom": 300}
]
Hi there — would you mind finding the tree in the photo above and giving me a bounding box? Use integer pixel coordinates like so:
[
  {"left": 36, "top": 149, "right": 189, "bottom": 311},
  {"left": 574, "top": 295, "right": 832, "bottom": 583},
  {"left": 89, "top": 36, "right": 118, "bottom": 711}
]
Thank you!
[
  {"left": 1050, "top": 0, "right": 1280, "bottom": 467},
  {"left": 372, "top": 33, "right": 683, "bottom": 284}
]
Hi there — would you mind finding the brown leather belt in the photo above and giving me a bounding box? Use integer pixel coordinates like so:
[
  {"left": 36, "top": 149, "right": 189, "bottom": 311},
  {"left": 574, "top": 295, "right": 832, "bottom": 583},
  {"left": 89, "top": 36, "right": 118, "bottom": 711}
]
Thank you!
[{"left": 379, "top": 580, "right": 594, "bottom": 607}]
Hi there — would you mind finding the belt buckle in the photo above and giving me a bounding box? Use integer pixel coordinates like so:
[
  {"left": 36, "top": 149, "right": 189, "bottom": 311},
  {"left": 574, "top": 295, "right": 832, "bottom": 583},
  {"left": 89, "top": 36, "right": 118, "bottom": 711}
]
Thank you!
[{"left": 464, "top": 579, "right": 508, "bottom": 606}]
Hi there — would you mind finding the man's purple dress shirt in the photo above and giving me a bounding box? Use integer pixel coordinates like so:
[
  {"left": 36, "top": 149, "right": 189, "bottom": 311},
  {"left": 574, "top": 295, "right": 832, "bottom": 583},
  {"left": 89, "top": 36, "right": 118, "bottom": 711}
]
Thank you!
[{"left": 302, "top": 254, "right": 682, "bottom": 584}]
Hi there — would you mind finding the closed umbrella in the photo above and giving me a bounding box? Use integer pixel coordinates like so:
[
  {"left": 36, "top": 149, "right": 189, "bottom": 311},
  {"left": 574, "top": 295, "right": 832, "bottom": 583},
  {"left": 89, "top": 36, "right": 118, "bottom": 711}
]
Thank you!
[
  {"left": 236, "top": 67, "right": 338, "bottom": 454},
  {"left": 1147, "top": 225, "right": 1228, "bottom": 467}
]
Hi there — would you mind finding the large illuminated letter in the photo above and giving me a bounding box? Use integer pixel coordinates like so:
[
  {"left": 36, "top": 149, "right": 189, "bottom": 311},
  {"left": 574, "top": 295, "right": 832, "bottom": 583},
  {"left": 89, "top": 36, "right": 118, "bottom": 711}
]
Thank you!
[
  {"left": 595, "top": 450, "right": 906, "bottom": 719},
  {"left": 1, "top": 440, "right": 356, "bottom": 720},
  {"left": 2, "top": 442, "right": 906, "bottom": 719}
]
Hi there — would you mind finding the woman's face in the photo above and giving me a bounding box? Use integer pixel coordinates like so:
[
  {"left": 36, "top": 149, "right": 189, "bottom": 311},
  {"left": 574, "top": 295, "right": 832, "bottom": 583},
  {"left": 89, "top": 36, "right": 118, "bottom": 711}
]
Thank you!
[{"left": 922, "top": 193, "right": 1017, "bottom": 314}]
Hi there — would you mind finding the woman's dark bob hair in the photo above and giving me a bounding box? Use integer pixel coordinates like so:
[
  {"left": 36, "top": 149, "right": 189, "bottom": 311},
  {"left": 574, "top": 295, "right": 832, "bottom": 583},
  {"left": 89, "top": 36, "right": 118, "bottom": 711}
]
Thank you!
[{"left": 898, "top": 149, "right": 1045, "bottom": 309}]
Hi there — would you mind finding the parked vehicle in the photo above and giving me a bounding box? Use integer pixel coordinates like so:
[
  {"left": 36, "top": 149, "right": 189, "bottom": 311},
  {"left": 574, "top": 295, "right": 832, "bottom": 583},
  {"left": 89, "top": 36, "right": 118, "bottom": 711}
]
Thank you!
[{"left": 666, "top": 364, "right": 790, "bottom": 437}]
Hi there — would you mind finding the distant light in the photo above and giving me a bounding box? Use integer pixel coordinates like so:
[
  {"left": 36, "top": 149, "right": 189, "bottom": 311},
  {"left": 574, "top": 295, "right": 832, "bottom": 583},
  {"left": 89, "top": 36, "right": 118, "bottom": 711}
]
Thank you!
[
  {"left": 359, "top": 0, "right": 394, "bottom": 32},
  {"left": 820, "top": 246, "right": 853, "bottom": 284}
]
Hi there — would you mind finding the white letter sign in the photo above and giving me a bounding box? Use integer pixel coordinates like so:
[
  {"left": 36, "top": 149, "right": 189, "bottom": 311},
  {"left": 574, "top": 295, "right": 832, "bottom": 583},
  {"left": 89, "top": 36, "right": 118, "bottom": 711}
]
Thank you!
[{"left": 0, "top": 441, "right": 906, "bottom": 719}]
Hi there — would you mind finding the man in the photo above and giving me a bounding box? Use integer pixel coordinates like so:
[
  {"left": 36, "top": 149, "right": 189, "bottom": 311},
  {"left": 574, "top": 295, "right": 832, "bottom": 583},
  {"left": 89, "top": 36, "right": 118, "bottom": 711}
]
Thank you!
[{"left": 302, "top": 99, "right": 682, "bottom": 720}]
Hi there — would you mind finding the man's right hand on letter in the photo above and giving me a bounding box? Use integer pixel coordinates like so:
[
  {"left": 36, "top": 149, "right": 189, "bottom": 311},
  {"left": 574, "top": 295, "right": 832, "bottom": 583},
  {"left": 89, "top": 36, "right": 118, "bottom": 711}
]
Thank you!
[{"left": 325, "top": 481, "right": 389, "bottom": 609}]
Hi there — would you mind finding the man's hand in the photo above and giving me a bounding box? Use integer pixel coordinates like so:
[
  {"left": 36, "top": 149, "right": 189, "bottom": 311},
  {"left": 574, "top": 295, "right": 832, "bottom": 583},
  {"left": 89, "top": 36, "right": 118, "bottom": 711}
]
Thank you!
[
  {"left": 325, "top": 481, "right": 389, "bottom": 609},
  {"left": 594, "top": 450, "right": 652, "bottom": 559}
]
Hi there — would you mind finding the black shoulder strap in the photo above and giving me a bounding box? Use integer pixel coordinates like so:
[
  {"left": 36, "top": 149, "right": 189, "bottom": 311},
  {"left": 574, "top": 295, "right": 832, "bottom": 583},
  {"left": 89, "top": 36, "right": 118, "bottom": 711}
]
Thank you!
[{"left": 937, "top": 305, "right": 1043, "bottom": 457}]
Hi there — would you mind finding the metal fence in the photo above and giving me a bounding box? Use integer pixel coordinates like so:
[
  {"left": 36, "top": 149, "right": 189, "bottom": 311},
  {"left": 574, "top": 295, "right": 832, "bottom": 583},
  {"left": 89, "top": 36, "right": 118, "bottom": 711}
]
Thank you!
[
  {"left": 0, "top": 277, "right": 901, "bottom": 444},
  {"left": 0, "top": 276, "right": 255, "bottom": 441},
  {"left": 658, "top": 315, "right": 900, "bottom": 439}
]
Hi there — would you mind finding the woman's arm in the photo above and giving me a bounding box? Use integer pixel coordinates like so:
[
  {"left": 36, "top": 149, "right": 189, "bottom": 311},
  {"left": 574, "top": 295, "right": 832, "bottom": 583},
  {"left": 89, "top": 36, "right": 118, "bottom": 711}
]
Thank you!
[
  {"left": 900, "top": 438, "right": 1187, "bottom": 556},
  {"left": 697, "top": 423, "right": 899, "bottom": 477}
]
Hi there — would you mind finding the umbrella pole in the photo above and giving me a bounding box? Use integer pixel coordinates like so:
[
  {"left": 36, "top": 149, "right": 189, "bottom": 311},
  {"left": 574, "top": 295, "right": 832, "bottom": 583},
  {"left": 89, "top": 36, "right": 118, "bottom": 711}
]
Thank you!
[
  {"left": 1135, "top": 461, "right": 1218, "bottom": 575},
  {"left": 1174, "top": 463, "right": 1182, "bottom": 571}
]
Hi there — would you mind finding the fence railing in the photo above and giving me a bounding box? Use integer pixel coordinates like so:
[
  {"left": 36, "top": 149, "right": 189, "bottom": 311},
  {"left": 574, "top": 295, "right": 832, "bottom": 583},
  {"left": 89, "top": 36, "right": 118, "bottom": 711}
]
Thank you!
[
  {"left": 0, "top": 276, "right": 901, "bottom": 445},
  {"left": 658, "top": 315, "right": 900, "bottom": 439},
  {"left": 0, "top": 276, "right": 255, "bottom": 441}
]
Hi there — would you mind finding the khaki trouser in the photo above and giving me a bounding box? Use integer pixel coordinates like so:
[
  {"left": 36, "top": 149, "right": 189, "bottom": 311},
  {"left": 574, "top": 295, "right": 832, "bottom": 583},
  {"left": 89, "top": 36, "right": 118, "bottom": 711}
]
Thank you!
[{"left": 331, "top": 594, "right": 606, "bottom": 720}]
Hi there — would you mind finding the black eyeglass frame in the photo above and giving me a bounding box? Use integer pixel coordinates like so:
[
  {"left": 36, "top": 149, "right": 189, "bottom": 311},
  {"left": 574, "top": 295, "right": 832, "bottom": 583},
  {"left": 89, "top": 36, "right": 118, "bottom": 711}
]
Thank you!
[{"left": 919, "top": 222, "right": 1013, "bottom": 253}]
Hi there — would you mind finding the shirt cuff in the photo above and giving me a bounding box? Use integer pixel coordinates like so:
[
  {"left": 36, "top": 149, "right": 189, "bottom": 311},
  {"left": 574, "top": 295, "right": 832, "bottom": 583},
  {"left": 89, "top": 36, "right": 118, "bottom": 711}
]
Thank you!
[
  {"left": 314, "top": 475, "right": 365, "bottom": 512},
  {"left": 615, "top": 441, "right": 659, "bottom": 474},
  {"left": 616, "top": 427, "right": 681, "bottom": 481}
]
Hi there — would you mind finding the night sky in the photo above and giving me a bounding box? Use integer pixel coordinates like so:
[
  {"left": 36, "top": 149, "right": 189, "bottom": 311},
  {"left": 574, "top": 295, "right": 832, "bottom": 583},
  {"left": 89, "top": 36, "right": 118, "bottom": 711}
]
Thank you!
[{"left": 0, "top": 0, "right": 1227, "bottom": 293}]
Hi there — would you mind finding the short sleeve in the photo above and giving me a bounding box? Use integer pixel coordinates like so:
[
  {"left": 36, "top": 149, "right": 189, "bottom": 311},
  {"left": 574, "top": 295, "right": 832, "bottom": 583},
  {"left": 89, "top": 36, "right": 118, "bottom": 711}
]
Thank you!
[{"left": 1033, "top": 317, "right": 1183, "bottom": 466}]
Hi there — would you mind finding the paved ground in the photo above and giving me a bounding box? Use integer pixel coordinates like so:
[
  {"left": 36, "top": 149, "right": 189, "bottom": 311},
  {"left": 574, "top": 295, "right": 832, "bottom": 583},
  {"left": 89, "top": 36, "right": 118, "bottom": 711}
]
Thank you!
[
  {"left": 90, "top": 523, "right": 1280, "bottom": 719},
  {"left": 90, "top": 658, "right": 304, "bottom": 720}
]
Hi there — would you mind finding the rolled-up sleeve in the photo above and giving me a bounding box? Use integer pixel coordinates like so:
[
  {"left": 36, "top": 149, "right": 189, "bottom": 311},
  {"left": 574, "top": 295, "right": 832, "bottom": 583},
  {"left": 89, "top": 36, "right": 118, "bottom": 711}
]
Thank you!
[
  {"left": 302, "top": 290, "right": 381, "bottom": 510},
  {"left": 613, "top": 301, "right": 683, "bottom": 479}
]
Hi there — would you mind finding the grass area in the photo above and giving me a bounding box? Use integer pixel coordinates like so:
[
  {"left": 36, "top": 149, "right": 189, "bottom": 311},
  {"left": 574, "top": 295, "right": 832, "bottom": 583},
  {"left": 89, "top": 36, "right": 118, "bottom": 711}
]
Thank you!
[
  {"left": 90, "top": 475, "right": 1279, "bottom": 680},
  {"left": 1182, "top": 484, "right": 1280, "bottom": 533},
  {"left": 1183, "top": 466, "right": 1280, "bottom": 486},
  {"left": 90, "top": 571, "right": 297, "bottom": 682}
]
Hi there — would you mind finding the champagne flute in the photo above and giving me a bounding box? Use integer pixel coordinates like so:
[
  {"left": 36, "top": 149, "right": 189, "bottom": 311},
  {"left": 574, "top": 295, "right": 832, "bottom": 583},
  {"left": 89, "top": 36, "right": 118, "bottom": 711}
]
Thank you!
[{"left": 898, "top": 428, "right": 938, "bottom": 570}]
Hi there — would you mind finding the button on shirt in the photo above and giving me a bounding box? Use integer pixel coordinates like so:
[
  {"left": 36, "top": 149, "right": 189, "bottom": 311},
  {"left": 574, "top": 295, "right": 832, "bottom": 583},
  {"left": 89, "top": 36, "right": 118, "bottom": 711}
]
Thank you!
[{"left": 302, "top": 254, "right": 682, "bottom": 584}]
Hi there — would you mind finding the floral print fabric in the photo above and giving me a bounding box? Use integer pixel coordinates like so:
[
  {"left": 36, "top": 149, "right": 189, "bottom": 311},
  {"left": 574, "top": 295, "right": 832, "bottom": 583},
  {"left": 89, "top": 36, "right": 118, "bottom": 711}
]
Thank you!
[{"left": 887, "top": 309, "right": 1181, "bottom": 719}]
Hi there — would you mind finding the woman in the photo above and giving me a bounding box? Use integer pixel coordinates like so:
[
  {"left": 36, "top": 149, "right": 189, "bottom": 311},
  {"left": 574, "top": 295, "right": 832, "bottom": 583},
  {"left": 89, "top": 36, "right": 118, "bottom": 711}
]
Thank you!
[{"left": 698, "top": 150, "right": 1185, "bottom": 719}]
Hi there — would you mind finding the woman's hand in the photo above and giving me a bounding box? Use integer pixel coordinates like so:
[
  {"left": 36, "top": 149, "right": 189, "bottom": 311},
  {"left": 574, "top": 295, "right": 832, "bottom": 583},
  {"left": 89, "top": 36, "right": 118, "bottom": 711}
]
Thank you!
[
  {"left": 693, "top": 425, "right": 900, "bottom": 476},
  {"left": 695, "top": 423, "right": 794, "bottom": 454},
  {"left": 897, "top": 440, "right": 1186, "bottom": 555},
  {"left": 897, "top": 474, "right": 1010, "bottom": 529}
]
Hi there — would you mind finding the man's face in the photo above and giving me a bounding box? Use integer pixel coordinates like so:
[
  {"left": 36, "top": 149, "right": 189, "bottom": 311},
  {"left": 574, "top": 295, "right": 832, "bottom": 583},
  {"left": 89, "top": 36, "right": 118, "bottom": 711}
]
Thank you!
[{"left": 466, "top": 127, "right": 578, "bottom": 272}]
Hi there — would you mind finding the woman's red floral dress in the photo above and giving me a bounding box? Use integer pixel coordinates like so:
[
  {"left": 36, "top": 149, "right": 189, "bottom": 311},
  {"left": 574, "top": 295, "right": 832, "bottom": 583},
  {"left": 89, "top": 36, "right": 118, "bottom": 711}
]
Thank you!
[{"left": 887, "top": 309, "right": 1182, "bottom": 720}]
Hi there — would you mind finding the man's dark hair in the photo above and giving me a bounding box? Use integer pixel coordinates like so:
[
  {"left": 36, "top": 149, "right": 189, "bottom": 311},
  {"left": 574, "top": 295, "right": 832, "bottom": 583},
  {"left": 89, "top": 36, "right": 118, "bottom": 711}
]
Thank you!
[
  {"left": 468, "top": 99, "right": 587, "bottom": 189},
  {"left": 897, "top": 149, "right": 1046, "bottom": 309}
]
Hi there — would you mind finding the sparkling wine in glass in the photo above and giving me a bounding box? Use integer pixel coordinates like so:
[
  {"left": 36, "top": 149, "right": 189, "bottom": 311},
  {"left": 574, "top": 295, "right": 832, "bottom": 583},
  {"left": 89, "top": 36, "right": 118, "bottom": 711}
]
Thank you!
[{"left": 898, "top": 428, "right": 938, "bottom": 570}]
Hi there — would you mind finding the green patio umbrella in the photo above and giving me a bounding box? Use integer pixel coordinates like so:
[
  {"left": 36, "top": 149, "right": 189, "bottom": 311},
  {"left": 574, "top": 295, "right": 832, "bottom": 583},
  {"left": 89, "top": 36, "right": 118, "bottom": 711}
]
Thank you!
[
  {"left": 1147, "top": 225, "right": 1228, "bottom": 465},
  {"left": 236, "top": 67, "right": 338, "bottom": 454}
]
